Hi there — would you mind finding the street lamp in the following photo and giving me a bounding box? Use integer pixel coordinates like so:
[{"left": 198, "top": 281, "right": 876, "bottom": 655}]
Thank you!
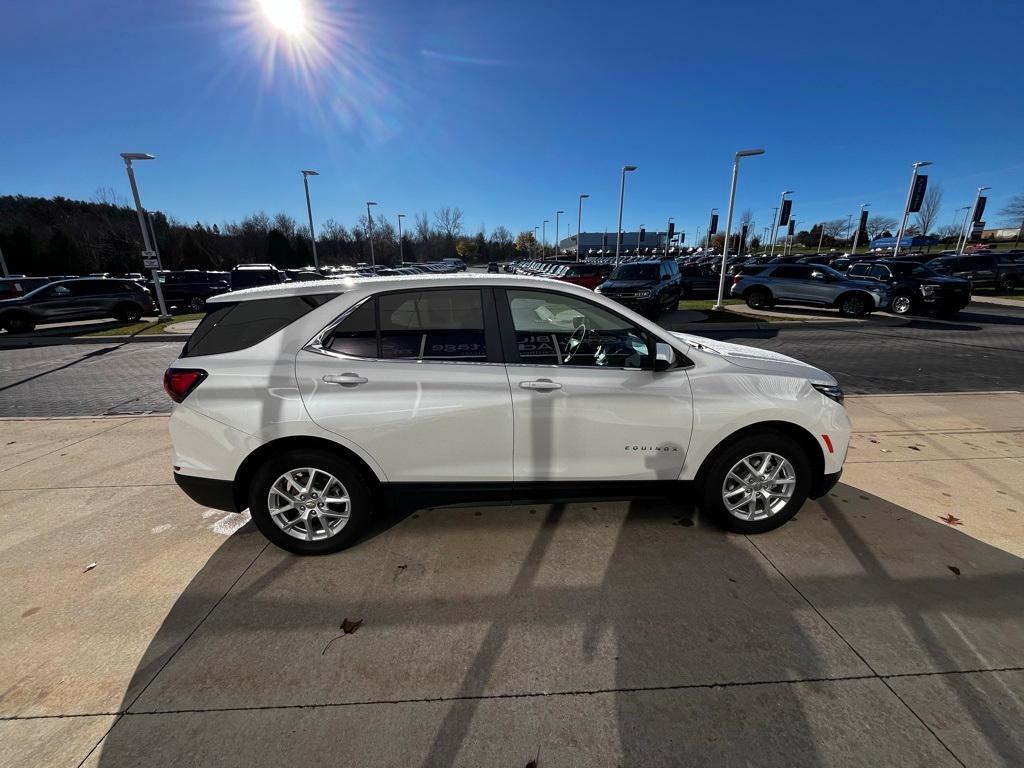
[
  {"left": 301, "top": 170, "right": 320, "bottom": 269},
  {"left": 614, "top": 165, "right": 637, "bottom": 266},
  {"left": 397, "top": 213, "right": 406, "bottom": 263},
  {"left": 533, "top": 226, "right": 540, "bottom": 258},
  {"left": 576, "top": 194, "right": 590, "bottom": 261},
  {"left": 555, "top": 210, "right": 565, "bottom": 258},
  {"left": 120, "top": 152, "right": 171, "bottom": 320},
  {"left": 366, "top": 201, "right": 378, "bottom": 266},
  {"left": 769, "top": 190, "right": 794, "bottom": 258},
  {"left": 542, "top": 219, "right": 549, "bottom": 259},
  {"left": 714, "top": 148, "right": 765, "bottom": 310},
  {"left": 892, "top": 161, "right": 932, "bottom": 258},
  {"left": 849, "top": 203, "right": 870, "bottom": 256},
  {"left": 958, "top": 186, "right": 991, "bottom": 255}
]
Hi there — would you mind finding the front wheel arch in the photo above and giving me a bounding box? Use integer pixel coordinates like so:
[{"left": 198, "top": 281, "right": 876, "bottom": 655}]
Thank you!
[
  {"left": 834, "top": 291, "right": 875, "bottom": 316},
  {"left": 694, "top": 421, "right": 825, "bottom": 492}
]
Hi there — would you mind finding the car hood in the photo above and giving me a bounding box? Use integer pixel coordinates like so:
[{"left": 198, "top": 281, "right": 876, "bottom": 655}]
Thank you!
[
  {"left": 670, "top": 332, "right": 836, "bottom": 384},
  {"left": 600, "top": 279, "right": 656, "bottom": 290}
]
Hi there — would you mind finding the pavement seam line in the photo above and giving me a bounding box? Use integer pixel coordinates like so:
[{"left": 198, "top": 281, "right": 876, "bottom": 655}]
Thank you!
[
  {"left": 73, "top": 540, "right": 270, "bottom": 768},
  {"left": 0, "top": 418, "right": 138, "bottom": 476},
  {"left": 744, "top": 535, "right": 967, "bottom": 768},
  {"left": 7, "top": 665, "right": 1024, "bottom": 722}
]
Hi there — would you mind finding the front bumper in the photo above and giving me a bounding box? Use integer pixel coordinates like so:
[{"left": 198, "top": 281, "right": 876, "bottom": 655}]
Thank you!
[
  {"left": 174, "top": 472, "right": 237, "bottom": 512},
  {"left": 810, "top": 469, "right": 842, "bottom": 499}
]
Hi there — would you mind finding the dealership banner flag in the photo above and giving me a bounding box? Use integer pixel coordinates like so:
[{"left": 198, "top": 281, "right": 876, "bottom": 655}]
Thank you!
[
  {"left": 859, "top": 209, "right": 869, "bottom": 237},
  {"left": 908, "top": 175, "right": 928, "bottom": 213},
  {"left": 709, "top": 213, "right": 719, "bottom": 235},
  {"left": 779, "top": 199, "right": 793, "bottom": 226},
  {"left": 787, "top": 218, "right": 796, "bottom": 236},
  {"left": 973, "top": 196, "right": 987, "bottom": 223}
]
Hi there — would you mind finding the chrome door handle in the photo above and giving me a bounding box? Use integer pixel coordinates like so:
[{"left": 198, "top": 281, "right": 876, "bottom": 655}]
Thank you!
[
  {"left": 519, "top": 378, "right": 562, "bottom": 391},
  {"left": 323, "top": 373, "right": 368, "bottom": 386}
]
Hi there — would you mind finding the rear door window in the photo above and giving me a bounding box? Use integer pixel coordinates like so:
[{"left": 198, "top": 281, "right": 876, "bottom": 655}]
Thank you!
[
  {"left": 771, "top": 265, "right": 814, "bottom": 279},
  {"left": 379, "top": 289, "right": 487, "bottom": 361},
  {"left": 182, "top": 294, "right": 335, "bottom": 357}
]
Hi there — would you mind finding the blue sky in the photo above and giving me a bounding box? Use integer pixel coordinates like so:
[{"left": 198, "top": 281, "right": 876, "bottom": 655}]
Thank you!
[{"left": 3, "top": 0, "right": 1023, "bottom": 244}]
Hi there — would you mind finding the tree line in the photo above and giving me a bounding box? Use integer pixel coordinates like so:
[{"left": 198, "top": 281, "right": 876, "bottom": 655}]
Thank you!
[{"left": 0, "top": 194, "right": 522, "bottom": 276}]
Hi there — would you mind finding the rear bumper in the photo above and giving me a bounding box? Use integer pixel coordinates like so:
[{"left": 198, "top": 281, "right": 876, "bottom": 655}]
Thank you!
[
  {"left": 174, "top": 472, "right": 237, "bottom": 512},
  {"left": 810, "top": 469, "right": 842, "bottom": 499}
]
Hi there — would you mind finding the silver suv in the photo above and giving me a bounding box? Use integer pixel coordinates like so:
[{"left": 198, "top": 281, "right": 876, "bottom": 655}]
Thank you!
[{"left": 731, "top": 263, "right": 890, "bottom": 317}]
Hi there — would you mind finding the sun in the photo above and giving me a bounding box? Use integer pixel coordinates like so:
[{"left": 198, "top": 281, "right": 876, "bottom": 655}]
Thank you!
[{"left": 257, "top": 0, "right": 306, "bottom": 36}]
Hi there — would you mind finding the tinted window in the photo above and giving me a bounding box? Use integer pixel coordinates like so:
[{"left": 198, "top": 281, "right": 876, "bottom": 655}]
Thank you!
[
  {"left": 231, "top": 269, "right": 283, "bottom": 289},
  {"left": 867, "top": 265, "right": 891, "bottom": 280},
  {"left": 962, "top": 256, "right": 993, "bottom": 270},
  {"left": 771, "top": 265, "right": 814, "bottom": 279},
  {"left": 610, "top": 264, "right": 658, "bottom": 281},
  {"left": 507, "top": 289, "right": 651, "bottom": 369},
  {"left": 326, "top": 299, "right": 377, "bottom": 358},
  {"left": 182, "top": 294, "right": 334, "bottom": 357},
  {"left": 847, "top": 264, "right": 870, "bottom": 277},
  {"left": 379, "top": 289, "right": 486, "bottom": 361}
]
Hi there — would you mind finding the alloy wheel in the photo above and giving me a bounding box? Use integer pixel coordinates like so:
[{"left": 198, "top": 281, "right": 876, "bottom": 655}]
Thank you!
[
  {"left": 892, "top": 295, "right": 913, "bottom": 315},
  {"left": 267, "top": 467, "right": 351, "bottom": 541},
  {"left": 721, "top": 452, "right": 796, "bottom": 521}
]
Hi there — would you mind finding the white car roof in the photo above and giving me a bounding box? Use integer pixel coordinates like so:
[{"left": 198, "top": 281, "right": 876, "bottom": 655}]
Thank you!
[{"left": 206, "top": 273, "right": 589, "bottom": 304}]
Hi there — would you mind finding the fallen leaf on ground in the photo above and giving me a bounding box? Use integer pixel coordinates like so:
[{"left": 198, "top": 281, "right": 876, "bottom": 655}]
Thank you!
[
  {"left": 340, "top": 617, "right": 363, "bottom": 634},
  {"left": 83, "top": 562, "right": 97, "bottom": 573},
  {"left": 908, "top": 445, "right": 921, "bottom": 451},
  {"left": 947, "top": 565, "right": 961, "bottom": 576},
  {"left": 938, "top": 514, "right": 964, "bottom": 526}
]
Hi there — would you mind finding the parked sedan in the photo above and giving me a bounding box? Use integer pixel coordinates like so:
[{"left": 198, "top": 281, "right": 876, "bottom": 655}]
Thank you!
[
  {"left": 846, "top": 260, "right": 971, "bottom": 317},
  {"left": 0, "top": 278, "right": 155, "bottom": 333},
  {"left": 731, "top": 263, "right": 890, "bottom": 317}
]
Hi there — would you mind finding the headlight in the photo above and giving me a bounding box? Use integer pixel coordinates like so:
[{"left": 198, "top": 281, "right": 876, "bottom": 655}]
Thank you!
[
  {"left": 920, "top": 284, "right": 940, "bottom": 296},
  {"left": 812, "top": 382, "right": 845, "bottom": 406},
  {"left": 635, "top": 289, "right": 653, "bottom": 298}
]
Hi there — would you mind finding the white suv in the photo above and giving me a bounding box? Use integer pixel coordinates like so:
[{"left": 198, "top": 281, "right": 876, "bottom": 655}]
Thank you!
[{"left": 166, "top": 275, "right": 850, "bottom": 554}]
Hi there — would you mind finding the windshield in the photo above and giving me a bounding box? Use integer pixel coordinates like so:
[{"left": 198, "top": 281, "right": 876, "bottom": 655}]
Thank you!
[
  {"left": 610, "top": 264, "right": 658, "bottom": 281},
  {"left": 888, "top": 263, "right": 936, "bottom": 277}
]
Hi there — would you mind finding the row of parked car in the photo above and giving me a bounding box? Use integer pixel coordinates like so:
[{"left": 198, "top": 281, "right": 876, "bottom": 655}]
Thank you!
[{"left": 0, "top": 258, "right": 471, "bottom": 333}]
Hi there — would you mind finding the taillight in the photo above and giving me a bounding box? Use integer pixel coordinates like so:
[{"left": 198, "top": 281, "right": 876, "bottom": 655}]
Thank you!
[
  {"left": 732, "top": 275, "right": 742, "bottom": 285},
  {"left": 163, "top": 368, "right": 207, "bottom": 403}
]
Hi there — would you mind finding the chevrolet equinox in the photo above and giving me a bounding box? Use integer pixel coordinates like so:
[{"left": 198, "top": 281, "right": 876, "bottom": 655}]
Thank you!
[{"left": 166, "top": 275, "right": 850, "bottom": 554}]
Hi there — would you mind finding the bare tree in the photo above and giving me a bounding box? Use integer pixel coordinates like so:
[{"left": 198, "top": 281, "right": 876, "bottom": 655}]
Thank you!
[
  {"left": 433, "top": 206, "right": 464, "bottom": 243},
  {"left": 865, "top": 215, "right": 898, "bottom": 238},
  {"left": 821, "top": 218, "right": 848, "bottom": 238},
  {"left": 915, "top": 184, "right": 943, "bottom": 235},
  {"left": 414, "top": 211, "right": 433, "bottom": 242},
  {"left": 92, "top": 186, "right": 129, "bottom": 208},
  {"left": 489, "top": 225, "right": 513, "bottom": 247},
  {"left": 998, "top": 193, "right": 1024, "bottom": 225}
]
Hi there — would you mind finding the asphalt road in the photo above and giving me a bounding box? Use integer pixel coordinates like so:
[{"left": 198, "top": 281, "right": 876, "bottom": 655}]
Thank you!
[{"left": 0, "top": 303, "right": 1022, "bottom": 417}]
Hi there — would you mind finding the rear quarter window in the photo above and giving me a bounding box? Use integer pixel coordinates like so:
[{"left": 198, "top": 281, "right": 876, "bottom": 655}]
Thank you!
[{"left": 182, "top": 294, "right": 335, "bottom": 357}]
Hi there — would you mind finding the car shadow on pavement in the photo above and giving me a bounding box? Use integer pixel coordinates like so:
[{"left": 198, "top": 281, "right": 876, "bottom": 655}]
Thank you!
[{"left": 89, "top": 484, "right": 1024, "bottom": 766}]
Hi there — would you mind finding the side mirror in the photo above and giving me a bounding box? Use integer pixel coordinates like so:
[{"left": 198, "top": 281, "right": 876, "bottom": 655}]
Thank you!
[{"left": 654, "top": 342, "right": 676, "bottom": 372}]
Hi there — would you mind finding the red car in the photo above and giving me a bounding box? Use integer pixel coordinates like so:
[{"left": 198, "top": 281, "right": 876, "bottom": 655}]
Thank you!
[
  {"left": 551, "top": 263, "right": 612, "bottom": 290},
  {"left": 0, "top": 277, "right": 50, "bottom": 300}
]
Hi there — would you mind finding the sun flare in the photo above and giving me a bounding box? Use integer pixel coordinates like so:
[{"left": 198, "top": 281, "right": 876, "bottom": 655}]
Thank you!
[{"left": 257, "top": 0, "right": 305, "bottom": 36}]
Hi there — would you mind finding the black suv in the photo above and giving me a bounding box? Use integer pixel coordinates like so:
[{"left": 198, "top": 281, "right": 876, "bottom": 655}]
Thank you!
[
  {"left": 925, "top": 254, "right": 1021, "bottom": 293},
  {"left": 0, "top": 278, "right": 155, "bottom": 333},
  {"left": 595, "top": 259, "right": 683, "bottom": 317},
  {"left": 230, "top": 264, "right": 287, "bottom": 290},
  {"left": 847, "top": 260, "right": 972, "bottom": 317},
  {"left": 149, "top": 271, "right": 230, "bottom": 312}
]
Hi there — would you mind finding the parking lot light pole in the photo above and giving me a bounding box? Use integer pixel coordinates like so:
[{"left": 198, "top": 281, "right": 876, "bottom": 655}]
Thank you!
[
  {"left": 849, "top": 203, "right": 870, "bottom": 256},
  {"left": 0, "top": 245, "right": 8, "bottom": 276},
  {"left": 120, "top": 152, "right": 171, "bottom": 320},
  {"left": 555, "top": 210, "right": 564, "bottom": 258},
  {"left": 366, "top": 202, "right": 378, "bottom": 266},
  {"left": 397, "top": 213, "right": 406, "bottom": 263},
  {"left": 958, "top": 186, "right": 990, "bottom": 255},
  {"left": 576, "top": 194, "right": 589, "bottom": 261},
  {"left": 542, "top": 220, "right": 549, "bottom": 259},
  {"left": 816, "top": 222, "right": 825, "bottom": 254},
  {"left": 714, "top": 148, "right": 765, "bottom": 310},
  {"left": 533, "top": 226, "right": 539, "bottom": 258},
  {"left": 893, "top": 161, "right": 931, "bottom": 258},
  {"left": 615, "top": 165, "right": 637, "bottom": 266},
  {"left": 301, "top": 170, "right": 320, "bottom": 269},
  {"left": 769, "top": 191, "right": 793, "bottom": 258}
]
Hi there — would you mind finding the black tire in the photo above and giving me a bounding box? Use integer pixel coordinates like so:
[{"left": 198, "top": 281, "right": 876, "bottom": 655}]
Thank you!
[
  {"left": 1, "top": 312, "right": 36, "bottom": 334},
  {"left": 699, "top": 430, "right": 812, "bottom": 534},
  {"left": 998, "top": 276, "right": 1018, "bottom": 294},
  {"left": 248, "top": 449, "right": 372, "bottom": 555},
  {"left": 745, "top": 288, "right": 772, "bottom": 310},
  {"left": 187, "top": 295, "right": 206, "bottom": 312},
  {"left": 837, "top": 292, "right": 871, "bottom": 318},
  {"left": 113, "top": 302, "right": 143, "bottom": 322},
  {"left": 890, "top": 292, "right": 915, "bottom": 315}
]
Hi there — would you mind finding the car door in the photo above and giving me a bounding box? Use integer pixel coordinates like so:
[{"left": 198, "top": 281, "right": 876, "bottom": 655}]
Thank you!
[
  {"left": 770, "top": 265, "right": 817, "bottom": 301},
  {"left": 31, "top": 282, "right": 88, "bottom": 321},
  {"left": 295, "top": 287, "right": 514, "bottom": 482},
  {"left": 498, "top": 287, "right": 692, "bottom": 482},
  {"left": 963, "top": 256, "right": 996, "bottom": 287}
]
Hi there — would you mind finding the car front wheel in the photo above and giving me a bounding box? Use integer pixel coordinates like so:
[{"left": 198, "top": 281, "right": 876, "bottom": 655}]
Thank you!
[
  {"left": 890, "top": 293, "right": 914, "bottom": 315},
  {"left": 249, "top": 449, "right": 372, "bottom": 555},
  {"left": 699, "top": 431, "right": 811, "bottom": 534},
  {"left": 113, "top": 302, "right": 143, "bottom": 322},
  {"left": 837, "top": 293, "right": 870, "bottom": 317}
]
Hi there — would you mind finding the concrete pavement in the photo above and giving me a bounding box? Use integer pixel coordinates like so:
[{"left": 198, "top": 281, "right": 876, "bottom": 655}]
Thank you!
[{"left": 1, "top": 393, "right": 1023, "bottom": 766}]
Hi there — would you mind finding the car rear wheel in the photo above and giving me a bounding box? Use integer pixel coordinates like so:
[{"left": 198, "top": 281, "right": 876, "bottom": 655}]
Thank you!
[
  {"left": 890, "top": 293, "right": 914, "bottom": 315},
  {"left": 1, "top": 312, "right": 36, "bottom": 334},
  {"left": 187, "top": 295, "right": 206, "bottom": 312},
  {"left": 249, "top": 449, "right": 372, "bottom": 555},
  {"left": 745, "top": 288, "right": 772, "bottom": 310},
  {"left": 837, "top": 292, "right": 871, "bottom": 317},
  {"left": 113, "top": 302, "right": 143, "bottom": 322},
  {"left": 998, "top": 276, "right": 1018, "bottom": 294},
  {"left": 699, "top": 431, "right": 811, "bottom": 534}
]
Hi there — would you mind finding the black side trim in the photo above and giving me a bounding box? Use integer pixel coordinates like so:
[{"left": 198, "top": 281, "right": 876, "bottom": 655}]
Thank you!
[
  {"left": 383, "top": 480, "right": 691, "bottom": 509},
  {"left": 174, "top": 473, "right": 237, "bottom": 512},
  {"left": 810, "top": 470, "right": 842, "bottom": 499}
]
